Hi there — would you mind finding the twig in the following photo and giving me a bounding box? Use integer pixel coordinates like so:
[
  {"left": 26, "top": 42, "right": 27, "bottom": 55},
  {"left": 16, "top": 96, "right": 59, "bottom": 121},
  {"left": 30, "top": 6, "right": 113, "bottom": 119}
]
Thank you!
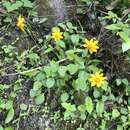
[{"left": 2, "top": 58, "right": 67, "bottom": 77}]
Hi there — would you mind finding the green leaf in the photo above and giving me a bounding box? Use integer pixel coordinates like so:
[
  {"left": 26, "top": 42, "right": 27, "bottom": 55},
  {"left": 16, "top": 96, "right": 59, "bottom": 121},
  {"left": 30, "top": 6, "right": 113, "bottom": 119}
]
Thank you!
[
  {"left": 80, "top": 113, "right": 86, "bottom": 120},
  {"left": 5, "top": 108, "right": 14, "bottom": 124},
  {"left": 28, "top": 53, "right": 40, "bottom": 64},
  {"left": 117, "top": 125, "right": 123, "bottom": 130},
  {"left": 13, "top": 1, "right": 23, "bottom": 9},
  {"left": 122, "top": 78, "right": 128, "bottom": 86},
  {"left": 46, "top": 78, "right": 55, "bottom": 88},
  {"left": 4, "top": 17, "right": 12, "bottom": 23},
  {"left": 61, "top": 93, "right": 69, "bottom": 102},
  {"left": 74, "top": 77, "right": 87, "bottom": 91},
  {"left": 33, "top": 81, "right": 42, "bottom": 91},
  {"left": 87, "top": 65, "right": 99, "bottom": 73},
  {"left": 57, "top": 40, "right": 66, "bottom": 48},
  {"left": 66, "top": 50, "right": 75, "bottom": 60},
  {"left": 20, "top": 103, "right": 27, "bottom": 110},
  {"left": 5, "top": 127, "right": 13, "bottom": 130},
  {"left": 116, "top": 79, "right": 122, "bottom": 86},
  {"left": 105, "top": 24, "right": 122, "bottom": 31},
  {"left": 21, "top": 0, "right": 33, "bottom": 8},
  {"left": 78, "top": 71, "right": 89, "bottom": 79},
  {"left": 3, "top": 2, "right": 13, "bottom": 12},
  {"left": 121, "top": 115, "right": 127, "bottom": 123},
  {"left": 50, "top": 61, "right": 59, "bottom": 73},
  {"left": 67, "top": 64, "right": 78, "bottom": 75},
  {"left": 77, "top": 128, "right": 85, "bottom": 130},
  {"left": 96, "top": 100, "right": 104, "bottom": 114},
  {"left": 58, "top": 66, "right": 67, "bottom": 77},
  {"left": 0, "top": 102, "right": 5, "bottom": 109},
  {"left": 71, "top": 34, "right": 80, "bottom": 45},
  {"left": 66, "top": 22, "right": 73, "bottom": 29},
  {"left": 5, "top": 100, "right": 13, "bottom": 110},
  {"left": 0, "top": 125, "right": 3, "bottom": 130},
  {"left": 78, "top": 105, "right": 86, "bottom": 112},
  {"left": 85, "top": 97, "right": 93, "bottom": 114},
  {"left": 74, "top": 78, "right": 87, "bottom": 91},
  {"left": 122, "top": 43, "right": 130, "bottom": 52},
  {"left": 112, "top": 109, "right": 120, "bottom": 119},
  {"left": 101, "top": 81, "right": 108, "bottom": 91},
  {"left": 62, "top": 103, "right": 76, "bottom": 112},
  {"left": 3, "top": 1, "right": 23, "bottom": 12},
  {"left": 44, "top": 66, "right": 51, "bottom": 77},
  {"left": 93, "top": 89, "right": 101, "bottom": 98},
  {"left": 35, "top": 94, "right": 45, "bottom": 105},
  {"left": 118, "top": 31, "right": 130, "bottom": 52},
  {"left": 30, "top": 89, "right": 36, "bottom": 97}
]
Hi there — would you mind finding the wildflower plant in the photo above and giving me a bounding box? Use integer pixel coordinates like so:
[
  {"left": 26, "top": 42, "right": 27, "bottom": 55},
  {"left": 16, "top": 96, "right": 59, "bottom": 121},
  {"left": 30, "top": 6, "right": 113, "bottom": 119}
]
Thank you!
[
  {"left": 28, "top": 22, "right": 109, "bottom": 122},
  {"left": 0, "top": 0, "right": 130, "bottom": 129}
]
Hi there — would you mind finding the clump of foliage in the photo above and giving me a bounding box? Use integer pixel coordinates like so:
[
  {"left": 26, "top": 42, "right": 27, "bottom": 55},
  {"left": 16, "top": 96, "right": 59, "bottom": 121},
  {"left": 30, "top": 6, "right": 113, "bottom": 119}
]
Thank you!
[{"left": 0, "top": 0, "right": 130, "bottom": 130}]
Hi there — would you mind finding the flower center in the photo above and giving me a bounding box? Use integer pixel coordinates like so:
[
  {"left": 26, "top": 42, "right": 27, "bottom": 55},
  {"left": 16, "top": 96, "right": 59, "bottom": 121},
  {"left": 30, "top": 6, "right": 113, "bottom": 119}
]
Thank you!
[
  {"left": 88, "top": 44, "right": 94, "bottom": 49},
  {"left": 95, "top": 78, "right": 101, "bottom": 83},
  {"left": 55, "top": 32, "right": 60, "bottom": 38}
]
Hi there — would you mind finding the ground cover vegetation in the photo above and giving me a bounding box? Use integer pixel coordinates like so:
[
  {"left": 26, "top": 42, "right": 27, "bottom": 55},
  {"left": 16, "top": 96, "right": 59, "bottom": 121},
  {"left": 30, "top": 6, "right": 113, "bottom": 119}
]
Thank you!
[{"left": 0, "top": 0, "right": 130, "bottom": 130}]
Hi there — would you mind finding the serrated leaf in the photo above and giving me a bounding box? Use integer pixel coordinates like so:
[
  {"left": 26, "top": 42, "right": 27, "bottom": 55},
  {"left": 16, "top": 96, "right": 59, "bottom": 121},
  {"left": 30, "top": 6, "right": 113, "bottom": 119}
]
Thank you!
[
  {"left": 46, "top": 78, "right": 55, "bottom": 88},
  {"left": 33, "top": 81, "right": 42, "bottom": 91},
  {"left": 13, "top": 1, "right": 23, "bottom": 9},
  {"left": 30, "top": 89, "right": 36, "bottom": 97},
  {"left": 58, "top": 66, "right": 67, "bottom": 77},
  {"left": 74, "top": 78, "right": 87, "bottom": 91},
  {"left": 3, "top": 2, "right": 12, "bottom": 12},
  {"left": 66, "top": 50, "right": 75, "bottom": 60},
  {"left": 61, "top": 93, "right": 69, "bottom": 102},
  {"left": 78, "top": 105, "right": 86, "bottom": 112},
  {"left": 5, "top": 100, "right": 13, "bottom": 110},
  {"left": 4, "top": 17, "right": 12, "bottom": 23},
  {"left": 62, "top": 103, "right": 76, "bottom": 112},
  {"left": 67, "top": 64, "right": 78, "bottom": 75},
  {"left": 21, "top": 0, "right": 33, "bottom": 8}
]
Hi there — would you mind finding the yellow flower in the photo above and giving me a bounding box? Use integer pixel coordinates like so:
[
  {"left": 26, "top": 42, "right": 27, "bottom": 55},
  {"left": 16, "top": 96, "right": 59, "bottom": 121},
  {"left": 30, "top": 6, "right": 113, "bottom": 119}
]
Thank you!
[
  {"left": 17, "top": 15, "right": 25, "bottom": 32},
  {"left": 89, "top": 72, "right": 106, "bottom": 87},
  {"left": 83, "top": 39, "right": 99, "bottom": 54},
  {"left": 51, "top": 27, "right": 63, "bottom": 42}
]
